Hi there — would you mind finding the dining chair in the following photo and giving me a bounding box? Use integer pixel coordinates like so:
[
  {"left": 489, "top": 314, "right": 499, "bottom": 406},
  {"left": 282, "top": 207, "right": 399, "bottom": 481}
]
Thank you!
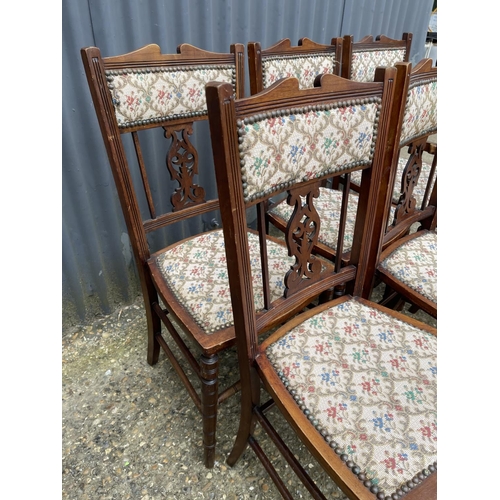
[
  {"left": 80, "top": 42, "right": 299, "bottom": 468},
  {"left": 376, "top": 60, "right": 438, "bottom": 319},
  {"left": 266, "top": 59, "right": 436, "bottom": 287},
  {"left": 255, "top": 34, "right": 414, "bottom": 265},
  {"left": 247, "top": 37, "right": 343, "bottom": 96},
  {"left": 205, "top": 65, "right": 436, "bottom": 499}
]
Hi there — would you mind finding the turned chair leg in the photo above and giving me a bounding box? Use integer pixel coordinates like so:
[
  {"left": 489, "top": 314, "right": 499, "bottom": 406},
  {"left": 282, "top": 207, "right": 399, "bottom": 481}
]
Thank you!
[{"left": 200, "top": 353, "right": 220, "bottom": 468}]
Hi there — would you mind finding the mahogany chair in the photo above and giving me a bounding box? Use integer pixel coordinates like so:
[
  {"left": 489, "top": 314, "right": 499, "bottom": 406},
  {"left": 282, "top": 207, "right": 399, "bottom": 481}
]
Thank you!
[
  {"left": 260, "top": 33, "right": 412, "bottom": 263},
  {"left": 266, "top": 59, "right": 437, "bottom": 279},
  {"left": 247, "top": 37, "right": 343, "bottom": 96},
  {"left": 80, "top": 42, "right": 298, "bottom": 468},
  {"left": 205, "top": 67, "right": 436, "bottom": 499},
  {"left": 376, "top": 60, "right": 438, "bottom": 319}
]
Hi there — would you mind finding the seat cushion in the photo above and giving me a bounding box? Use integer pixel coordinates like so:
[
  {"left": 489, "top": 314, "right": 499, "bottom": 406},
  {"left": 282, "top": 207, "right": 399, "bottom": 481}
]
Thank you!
[
  {"left": 154, "top": 230, "right": 295, "bottom": 334},
  {"left": 379, "top": 231, "right": 437, "bottom": 304},
  {"left": 270, "top": 188, "right": 395, "bottom": 254},
  {"left": 265, "top": 297, "right": 437, "bottom": 496}
]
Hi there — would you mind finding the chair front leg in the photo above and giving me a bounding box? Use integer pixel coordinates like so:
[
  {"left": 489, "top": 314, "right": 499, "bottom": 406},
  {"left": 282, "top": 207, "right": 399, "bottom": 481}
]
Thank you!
[{"left": 200, "top": 353, "right": 220, "bottom": 468}]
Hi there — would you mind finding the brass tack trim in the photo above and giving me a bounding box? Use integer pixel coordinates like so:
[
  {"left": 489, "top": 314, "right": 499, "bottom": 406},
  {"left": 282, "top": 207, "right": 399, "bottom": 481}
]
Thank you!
[
  {"left": 238, "top": 99, "right": 381, "bottom": 203},
  {"left": 267, "top": 347, "right": 436, "bottom": 499},
  {"left": 105, "top": 65, "right": 236, "bottom": 129}
]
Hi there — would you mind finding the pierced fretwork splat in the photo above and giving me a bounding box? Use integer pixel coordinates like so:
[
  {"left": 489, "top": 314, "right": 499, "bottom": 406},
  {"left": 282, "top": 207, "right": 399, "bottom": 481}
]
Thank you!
[
  {"left": 284, "top": 182, "right": 322, "bottom": 297},
  {"left": 163, "top": 122, "right": 206, "bottom": 211},
  {"left": 392, "top": 138, "right": 427, "bottom": 226}
]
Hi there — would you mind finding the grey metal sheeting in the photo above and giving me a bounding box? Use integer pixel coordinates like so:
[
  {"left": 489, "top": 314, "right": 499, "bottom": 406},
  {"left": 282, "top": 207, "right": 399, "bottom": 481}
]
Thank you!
[{"left": 62, "top": 0, "right": 434, "bottom": 329}]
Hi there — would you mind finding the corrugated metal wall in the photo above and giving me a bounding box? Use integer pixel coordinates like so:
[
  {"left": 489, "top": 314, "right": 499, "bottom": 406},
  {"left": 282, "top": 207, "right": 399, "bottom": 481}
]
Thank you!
[{"left": 62, "top": 0, "right": 434, "bottom": 331}]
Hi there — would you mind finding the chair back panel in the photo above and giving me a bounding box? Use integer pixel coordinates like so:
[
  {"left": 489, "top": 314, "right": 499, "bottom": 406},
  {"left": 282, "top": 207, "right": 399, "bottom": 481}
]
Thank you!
[
  {"left": 248, "top": 38, "right": 342, "bottom": 95},
  {"left": 107, "top": 65, "right": 237, "bottom": 129},
  {"left": 261, "top": 53, "right": 336, "bottom": 89},
  {"left": 399, "top": 73, "right": 437, "bottom": 146},
  {"left": 350, "top": 48, "right": 406, "bottom": 82},
  {"left": 239, "top": 100, "right": 380, "bottom": 203},
  {"left": 342, "top": 33, "right": 412, "bottom": 82}
]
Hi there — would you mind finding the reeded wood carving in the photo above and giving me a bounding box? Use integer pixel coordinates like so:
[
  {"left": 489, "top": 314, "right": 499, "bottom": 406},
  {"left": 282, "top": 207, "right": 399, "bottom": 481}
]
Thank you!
[
  {"left": 163, "top": 123, "right": 205, "bottom": 211},
  {"left": 392, "top": 138, "right": 426, "bottom": 225},
  {"left": 284, "top": 182, "right": 322, "bottom": 297}
]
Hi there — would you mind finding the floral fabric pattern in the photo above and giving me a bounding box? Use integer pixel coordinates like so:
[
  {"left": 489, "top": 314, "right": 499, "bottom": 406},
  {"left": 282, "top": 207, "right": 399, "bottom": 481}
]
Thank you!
[
  {"left": 155, "top": 230, "right": 294, "bottom": 334},
  {"left": 400, "top": 80, "right": 437, "bottom": 144},
  {"left": 239, "top": 103, "right": 379, "bottom": 201},
  {"left": 266, "top": 298, "right": 437, "bottom": 496},
  {"left": 263, "top": 54, "right": 337, "bottom": 89},
  {"left": 106, "top": 65, "right": 235, "bottom": 127},
  {"left": 380, "top": 231, "right": 437, "bottom": 303},
  {"left": 351, "top": 155, "right": 437, "bottom": 206},
  {"left": 350, "top": 49, "right": 406, "bottom": 82}
]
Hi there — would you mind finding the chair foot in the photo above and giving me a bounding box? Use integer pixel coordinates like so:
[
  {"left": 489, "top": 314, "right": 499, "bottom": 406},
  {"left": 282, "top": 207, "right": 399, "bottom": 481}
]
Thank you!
[{"left": 200, "top": 353, "right": 219, "bottom": 468}]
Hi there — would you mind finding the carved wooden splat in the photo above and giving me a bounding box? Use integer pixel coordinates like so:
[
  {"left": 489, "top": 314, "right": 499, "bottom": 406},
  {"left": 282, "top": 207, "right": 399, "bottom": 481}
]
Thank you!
[
  {"left": 163, "top": 122, "right": 206, "bottom": 211},
  {"left": 393, "top": 138, "right": 427, "bottom": 225},
  {"left": 284, "top": 182, "right": 322, "bottom": 297}
]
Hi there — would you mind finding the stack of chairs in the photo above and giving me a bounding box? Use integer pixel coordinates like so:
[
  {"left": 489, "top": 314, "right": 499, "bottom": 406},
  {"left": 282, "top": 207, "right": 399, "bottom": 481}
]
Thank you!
[{"left": 81, "top": 34, "right": 437, "bottom": 498}]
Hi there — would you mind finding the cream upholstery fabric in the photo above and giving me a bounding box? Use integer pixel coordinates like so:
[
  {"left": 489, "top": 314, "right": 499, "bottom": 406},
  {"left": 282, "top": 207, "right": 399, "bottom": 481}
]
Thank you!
[
  {"left": 266, "top": 297, "right": 437, "bottom": 495},
  {"left": 106, "top": 65, "right": 235, "bottom": 127},
  {"left": 155, "top": 230, "right": 294, "bottom": 334},
  {"left": 379, "top": 232, "right": 437, "bottom": 303},
  {"left": 238, "top": 102, "right": 379, "bottom": 202},
  {"left": 350, "top": 49, "right": 406, "bottom": 82},
  {"left": 263, "top": 54, "right": 336, "bottom": 89}
]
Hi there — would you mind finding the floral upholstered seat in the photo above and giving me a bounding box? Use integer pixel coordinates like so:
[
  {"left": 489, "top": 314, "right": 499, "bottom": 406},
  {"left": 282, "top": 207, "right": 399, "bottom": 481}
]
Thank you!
[
  {"left": 152, "top": 230, "right": 294, "bottom": 334},
  {"left": 264, "top": 296, "right": 437, "bottom": 496},
  {"left": 378, "top": 231, "right": 437, "bottom": 306}
]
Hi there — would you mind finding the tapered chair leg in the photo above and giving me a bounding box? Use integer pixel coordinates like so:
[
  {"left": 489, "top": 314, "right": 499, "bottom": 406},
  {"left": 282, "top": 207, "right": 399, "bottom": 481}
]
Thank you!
[
  {"left": 146, "top": 303, "right": 161, "bottom": 366},
  {"left": 200, "top": 353, "right": 220, "bottom": 468},
  {"left": 227, "top": 369, "right": 260, "bottom": 467}
]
